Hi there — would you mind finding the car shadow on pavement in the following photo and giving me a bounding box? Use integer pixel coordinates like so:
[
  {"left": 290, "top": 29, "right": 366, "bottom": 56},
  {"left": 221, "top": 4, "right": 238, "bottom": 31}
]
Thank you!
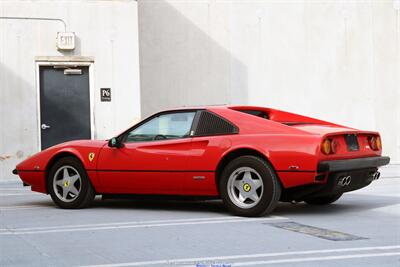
[
  {"left": 18, "top": 192, "right": 399, "bottom": 216},
  {"left": 89, "top": 193, "right": 400, "bottom": 216},
  {"left": 90, "top": 198, "right": 230, "bottom": 215},
  {"left": 273, "top": 193, "right": 400, "bottom": 216}
]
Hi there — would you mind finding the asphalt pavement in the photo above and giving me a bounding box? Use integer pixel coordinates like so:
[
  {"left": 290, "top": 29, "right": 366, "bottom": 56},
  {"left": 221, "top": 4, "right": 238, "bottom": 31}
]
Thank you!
[{"left": 1, "top": 176, "right": 399, "bottom": 267}]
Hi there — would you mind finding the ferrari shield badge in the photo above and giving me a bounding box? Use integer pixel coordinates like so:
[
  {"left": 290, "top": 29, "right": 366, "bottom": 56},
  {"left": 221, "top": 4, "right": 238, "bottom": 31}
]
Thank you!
[
  {"left": 243, "top": 183, "right": 251, "bottom": 192},
  {"left": 88, "top": 152, "right": 95, "bottom": 162}
]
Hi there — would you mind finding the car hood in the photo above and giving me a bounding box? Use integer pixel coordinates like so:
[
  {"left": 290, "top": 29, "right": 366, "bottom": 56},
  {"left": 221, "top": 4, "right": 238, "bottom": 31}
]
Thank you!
[
  {"left": 50, "top": 139, "right": 108, "bottom": 150},
  {"left": 16, "top": 140, "right": 108, "bottom": 172}
]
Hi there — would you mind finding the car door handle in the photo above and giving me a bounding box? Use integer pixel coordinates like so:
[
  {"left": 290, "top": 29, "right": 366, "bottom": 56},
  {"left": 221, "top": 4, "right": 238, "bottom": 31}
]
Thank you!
[{"left": 41, "top": 124, "right": 51, "bottom": 130}]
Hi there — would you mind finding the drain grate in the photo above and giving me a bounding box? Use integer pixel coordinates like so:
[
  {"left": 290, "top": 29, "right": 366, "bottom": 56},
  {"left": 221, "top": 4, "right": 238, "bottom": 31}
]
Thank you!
[{"left": 267, "top": 222, "right": 367, "bottom": 241}]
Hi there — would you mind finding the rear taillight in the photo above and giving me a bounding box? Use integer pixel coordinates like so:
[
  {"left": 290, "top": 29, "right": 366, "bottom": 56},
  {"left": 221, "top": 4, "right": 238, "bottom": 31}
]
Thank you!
[
  {"left": 321, "top": 139, "right": 334, "bottom": 155},
  {"left": 368, "top": 136, "right": 382, "bottom": 151},
  {"left": 331, "top": 139, "right": 338, "bottom": 153}
]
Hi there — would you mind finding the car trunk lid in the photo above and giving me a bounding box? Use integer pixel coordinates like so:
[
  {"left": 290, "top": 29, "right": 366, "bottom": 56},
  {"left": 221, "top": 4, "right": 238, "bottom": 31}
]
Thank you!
[{"left": 287, "top": 124, "right": 358, "bottom": 136}]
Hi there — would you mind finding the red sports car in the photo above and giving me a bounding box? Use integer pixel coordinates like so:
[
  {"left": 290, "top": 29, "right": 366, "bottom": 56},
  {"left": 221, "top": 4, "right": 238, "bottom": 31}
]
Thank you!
[{"left": 14, "top": 106, "right": 390, "bottom": 216}]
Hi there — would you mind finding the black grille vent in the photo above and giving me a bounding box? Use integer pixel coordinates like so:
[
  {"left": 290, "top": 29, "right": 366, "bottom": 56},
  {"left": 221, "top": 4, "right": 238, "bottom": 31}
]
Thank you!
[
  {"left": 194, "top": 111, "right": 238, "bottom": 136},
  {"left": 345, "top": 134, "right": 359, "bottom": 151}
]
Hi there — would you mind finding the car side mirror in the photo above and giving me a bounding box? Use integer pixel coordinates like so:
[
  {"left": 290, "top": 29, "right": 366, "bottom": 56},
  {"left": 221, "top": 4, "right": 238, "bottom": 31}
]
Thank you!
[{"left": 108, "top": 137, "right": 124, "bottom": 148}]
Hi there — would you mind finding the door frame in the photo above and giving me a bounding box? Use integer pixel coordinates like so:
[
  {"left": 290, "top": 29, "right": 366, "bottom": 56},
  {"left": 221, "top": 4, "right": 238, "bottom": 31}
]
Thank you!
[{"left": 35, "top": 57, "right": 95, "bottom": 151}]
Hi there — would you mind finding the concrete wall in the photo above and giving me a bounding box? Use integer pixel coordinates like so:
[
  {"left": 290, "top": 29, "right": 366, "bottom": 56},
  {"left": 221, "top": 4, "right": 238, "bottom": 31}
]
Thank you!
[
  {"left": 138, "top": 0, "right": 400, "bottom": 164},
  {"left": 0, "top": 0, "right": 141, "bottom": 181}
]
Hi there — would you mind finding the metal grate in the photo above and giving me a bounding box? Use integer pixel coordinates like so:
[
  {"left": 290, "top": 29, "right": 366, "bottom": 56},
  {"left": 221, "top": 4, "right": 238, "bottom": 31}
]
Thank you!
[
  {"left": 194, "top": 111, "right": 238, "bottom": 136},
  {"left": 268, "top": 222, "right": 367, "bottom": 241}
]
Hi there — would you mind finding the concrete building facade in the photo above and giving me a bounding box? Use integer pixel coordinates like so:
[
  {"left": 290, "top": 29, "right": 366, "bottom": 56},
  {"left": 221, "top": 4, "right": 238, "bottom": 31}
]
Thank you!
[
  {"left": 0, "top": 0, "right": 141, "bottom": 181},
  {"left": 138, "top": 0, "right": 400, "bottom": 166},
  {"left": 1, "top": 0, "right": 399, "bottom": 181}
]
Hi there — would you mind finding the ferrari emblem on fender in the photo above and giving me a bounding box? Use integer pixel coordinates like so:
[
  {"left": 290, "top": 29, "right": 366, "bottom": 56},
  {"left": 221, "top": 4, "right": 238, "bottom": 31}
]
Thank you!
[
  {"left": 243, "top": 183, "right": 251, "bottom": 192},
  {"left": 88, "top": 153, "right": 95, "bottom": 162}
]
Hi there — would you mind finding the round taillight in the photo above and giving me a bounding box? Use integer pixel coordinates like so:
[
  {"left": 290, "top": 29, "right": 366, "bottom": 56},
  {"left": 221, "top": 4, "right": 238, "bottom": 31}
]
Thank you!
[
  {"left": 321, "top": 139, "right": 331, "bottom": 155},
  {"left": 369, "top": 137, "right": 377, "bottom": 150},
  {"left": 376, "top": 136, "right": 382, "bottom": 150},
  {"left": 331, "top": 139, "right": 338, "bottom": 154},
  {"left": 369, "top": 136, "right": 382, "bottom": 151}
]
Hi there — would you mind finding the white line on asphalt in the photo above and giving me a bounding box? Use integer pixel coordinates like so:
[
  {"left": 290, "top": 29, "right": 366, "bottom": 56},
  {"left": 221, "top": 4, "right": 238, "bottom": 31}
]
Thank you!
[
  {"left": 353, "top": 192, "right": 400, "bottom": 198},
  {"left": 0, "top": 216, "right": 274, "bottom": 230},
  {"left": 0, "top": 216, "right": 287, "bottom": 235},
  {"left": 0, "top": 188, "right": 30, "bottom": 191},
  {"left": 80, "top": 246, "right": 400, "bottom": 267},
  {"left": 0, "top": 193, "right": 38, "bottom": 196},
  {"left": 0, "top": 205, "right": 50, "bottom": 211},
  {"left": 225, "top": 252, "right": 400, "bottom": 266}
]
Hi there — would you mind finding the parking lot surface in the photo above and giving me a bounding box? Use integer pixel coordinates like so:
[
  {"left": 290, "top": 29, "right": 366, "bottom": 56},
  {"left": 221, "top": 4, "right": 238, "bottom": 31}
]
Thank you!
[{"left": 1, "top": 177, "right": 399, "bottom": 267}]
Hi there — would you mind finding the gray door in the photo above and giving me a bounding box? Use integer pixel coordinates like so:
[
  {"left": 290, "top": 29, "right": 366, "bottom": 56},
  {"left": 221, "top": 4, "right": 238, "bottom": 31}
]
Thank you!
[{"left": 39, "top": 66, "right": 91, "bottom": 150}]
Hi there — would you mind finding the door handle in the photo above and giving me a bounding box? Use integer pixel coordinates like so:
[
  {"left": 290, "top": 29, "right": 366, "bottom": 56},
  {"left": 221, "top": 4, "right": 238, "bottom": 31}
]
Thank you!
[{"left": 41, "top": 124, "right": 51, "bottom": 130}]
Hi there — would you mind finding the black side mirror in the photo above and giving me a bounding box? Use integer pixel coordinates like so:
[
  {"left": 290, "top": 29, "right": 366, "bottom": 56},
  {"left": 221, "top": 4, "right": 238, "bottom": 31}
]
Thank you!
[{"left": 108, "top": 137, "right": 124, "bottom": 148}]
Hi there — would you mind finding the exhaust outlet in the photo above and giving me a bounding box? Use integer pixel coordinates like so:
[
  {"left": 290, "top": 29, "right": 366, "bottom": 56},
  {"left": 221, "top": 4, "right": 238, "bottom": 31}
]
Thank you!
[
  {"left": 373, "top": 171, "right": 380, "bottom": 180},
  {"left": 338, "top": 176, "right": 351, "bottom": 187}
]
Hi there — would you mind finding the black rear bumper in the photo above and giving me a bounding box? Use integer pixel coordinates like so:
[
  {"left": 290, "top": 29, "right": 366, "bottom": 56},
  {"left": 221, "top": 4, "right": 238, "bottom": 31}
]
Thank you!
[
  {"left": 318, "top": 156, "right": 390, "bottom": 173},
  {"left": 282, "top": 167, "right": 381, "bottom": 202},
  {"left": 282, "top": 156, "right": 390, "bottom": 202}
]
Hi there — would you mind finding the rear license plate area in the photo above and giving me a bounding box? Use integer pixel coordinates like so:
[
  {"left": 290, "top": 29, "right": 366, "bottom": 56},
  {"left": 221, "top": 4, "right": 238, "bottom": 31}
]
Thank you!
[{"left": 345, "top": 134, "right": 359, "bottom": 151}]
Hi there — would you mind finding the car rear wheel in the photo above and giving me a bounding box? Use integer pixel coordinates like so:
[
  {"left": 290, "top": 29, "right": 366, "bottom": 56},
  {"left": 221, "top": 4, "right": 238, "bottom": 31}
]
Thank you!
[
  {"left": 48, "top": 157, "right": 95, "bottom": 209},
  {"left": 304, "top": 193, "right": 343, "bottom": 205},
  {"left": 219, "top": 156, "right": 281, "bottom": 217}
]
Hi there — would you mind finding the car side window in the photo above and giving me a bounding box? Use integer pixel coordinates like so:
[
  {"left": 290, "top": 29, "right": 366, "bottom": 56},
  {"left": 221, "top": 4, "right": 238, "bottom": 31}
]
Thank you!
[
  {"left": 124, "top": 112, "right": 196, "bottom": 143},
  {"left": 193, "top": 111, "right": 238, "bottom": 136}
]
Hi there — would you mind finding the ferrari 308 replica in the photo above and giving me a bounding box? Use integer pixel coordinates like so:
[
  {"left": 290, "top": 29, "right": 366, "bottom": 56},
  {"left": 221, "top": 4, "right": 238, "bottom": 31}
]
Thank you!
[{"left": 14, "top": 106, "right": 390, "bottom": 216}]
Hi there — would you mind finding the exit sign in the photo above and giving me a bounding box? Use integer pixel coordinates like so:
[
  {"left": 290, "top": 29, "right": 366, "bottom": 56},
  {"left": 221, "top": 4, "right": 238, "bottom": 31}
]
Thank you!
[{"left": 56, "top": 32, "right": 75, "bottom": 51}]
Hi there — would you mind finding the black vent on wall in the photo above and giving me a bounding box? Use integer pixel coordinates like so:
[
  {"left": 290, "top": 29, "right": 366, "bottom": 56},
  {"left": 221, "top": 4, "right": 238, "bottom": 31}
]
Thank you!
[{"left": 194, "top": 111, "right": 238, "bottom": 136}]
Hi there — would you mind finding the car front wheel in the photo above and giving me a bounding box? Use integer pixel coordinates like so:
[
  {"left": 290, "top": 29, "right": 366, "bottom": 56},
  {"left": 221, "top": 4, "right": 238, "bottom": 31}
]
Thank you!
[
  {"left": 219, "top": 156, "right": 281, "bottom": 217},
  {"left": 48, "top": 157, "right": 95, "bottom": 209}
]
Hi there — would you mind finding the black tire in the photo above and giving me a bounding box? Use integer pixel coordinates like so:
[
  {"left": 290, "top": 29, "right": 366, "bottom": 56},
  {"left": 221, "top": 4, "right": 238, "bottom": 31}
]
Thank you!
[
  {"left": 219, "top": 156, "right": 281, "bottom": 217},
  {"left": 304, "top": 193, "right": 343, "bottom": 205},
  {"left": 47, "top": 157, "right": 95, "bottom": 209}
]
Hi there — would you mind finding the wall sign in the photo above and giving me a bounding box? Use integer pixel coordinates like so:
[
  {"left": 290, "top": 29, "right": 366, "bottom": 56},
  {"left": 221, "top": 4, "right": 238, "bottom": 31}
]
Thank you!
[
  {"left": 56, "top": 32, "right": 75, "bottom": 51},
  {"left": 100, "top": 88, "right": 111, "bottom": 102}
]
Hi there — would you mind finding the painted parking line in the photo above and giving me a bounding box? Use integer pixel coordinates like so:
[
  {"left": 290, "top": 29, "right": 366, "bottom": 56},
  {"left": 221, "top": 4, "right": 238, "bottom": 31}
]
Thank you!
[
  {"left": 80, "top": 245, "right": 400, "bottom": 267},
  {"left": 0, "top": 215, "right": 287, "bottom": 235},
  {"left": 0, "top": 216, "right": 275, "bottom": 231},
  {"left": 0, "top": 188, "right": 31, "bottom": 191},
  {"left": 226, "top": 252, "right": 400, "bottom": 266},
  {"left": 0, "top": 193, "right": 40, "bottom": 196},
  {"left": 0, "top": 205, "right": 51, "bottom": 211}
]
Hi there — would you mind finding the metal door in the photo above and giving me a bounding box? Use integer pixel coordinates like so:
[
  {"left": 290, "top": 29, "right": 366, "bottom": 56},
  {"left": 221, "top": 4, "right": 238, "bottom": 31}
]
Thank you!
[{"left": 39, "top": 66, "right": 91, "bottom": 150}]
